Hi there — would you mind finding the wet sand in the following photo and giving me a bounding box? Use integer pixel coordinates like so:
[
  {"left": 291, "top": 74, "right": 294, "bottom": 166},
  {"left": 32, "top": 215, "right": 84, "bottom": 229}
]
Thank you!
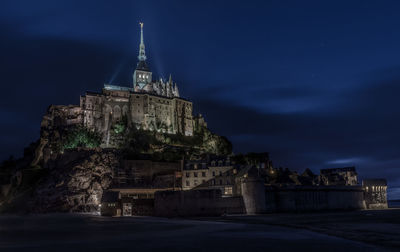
[
  {"left": 1, "top": 210, "right": 398, "bottom": 251},
  {"left": 208, "top": 208, "right": 400, "bottom": 250}
]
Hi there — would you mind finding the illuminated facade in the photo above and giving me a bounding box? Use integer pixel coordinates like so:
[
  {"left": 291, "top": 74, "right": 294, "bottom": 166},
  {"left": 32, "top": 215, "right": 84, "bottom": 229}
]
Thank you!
[{"left": 79, "top": 23, "right": 195, "bottom": 144}]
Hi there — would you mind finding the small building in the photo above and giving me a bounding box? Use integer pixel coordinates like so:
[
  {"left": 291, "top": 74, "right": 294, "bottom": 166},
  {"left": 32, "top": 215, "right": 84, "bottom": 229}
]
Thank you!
[
  {"left": 182, "top": 157, "right": 236, "bottom": 195},
  {"left": 101, "top": 188, "right": 177, "bottom": 216},
  {"left": 100, "top": 191, "right": 121, "bottom": 216},
  {"left": 362, "top": 179, "right": 388, "bottom": 209}
]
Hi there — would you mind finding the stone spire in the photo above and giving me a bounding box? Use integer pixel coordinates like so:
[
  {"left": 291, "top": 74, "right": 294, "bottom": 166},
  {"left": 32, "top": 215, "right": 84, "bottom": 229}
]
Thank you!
[
  {"left": 138, "top": 22, "right": 146, "bottom": 62},
  {"left": 174, "top": 83, "right": 180, "bottom": 97}
]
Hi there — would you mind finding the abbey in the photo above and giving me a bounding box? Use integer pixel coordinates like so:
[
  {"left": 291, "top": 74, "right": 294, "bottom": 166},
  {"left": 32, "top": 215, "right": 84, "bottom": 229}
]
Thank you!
[{"left": 80, "top": 23, "right": 197, "bottom": 143}]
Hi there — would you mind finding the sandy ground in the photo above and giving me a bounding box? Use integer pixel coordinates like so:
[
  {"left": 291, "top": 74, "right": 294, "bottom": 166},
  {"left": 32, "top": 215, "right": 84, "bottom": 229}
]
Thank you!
[
  {"left": 0, "top": 211, "right": 397, "bottom": 252},
  {"left": 207, "top": 208, "right": 400, "bottom": 250}
]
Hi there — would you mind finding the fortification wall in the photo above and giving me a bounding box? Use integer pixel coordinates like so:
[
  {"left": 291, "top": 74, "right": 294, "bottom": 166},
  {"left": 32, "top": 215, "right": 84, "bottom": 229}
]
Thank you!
[
  {"left": 154, "top": 189, "right": 245, "bottom": 217},
  {"left": 266, "top": 186, "right": 365, "bottom": 212},
  {"left": 216, "top": 196, "right": 245, "bottom": 214}
]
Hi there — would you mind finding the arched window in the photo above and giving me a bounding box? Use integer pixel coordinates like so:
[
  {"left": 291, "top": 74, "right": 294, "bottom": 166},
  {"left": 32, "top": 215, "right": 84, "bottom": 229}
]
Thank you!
[{"left": 113, "top": 105, "right": 121, "bottom": 121}]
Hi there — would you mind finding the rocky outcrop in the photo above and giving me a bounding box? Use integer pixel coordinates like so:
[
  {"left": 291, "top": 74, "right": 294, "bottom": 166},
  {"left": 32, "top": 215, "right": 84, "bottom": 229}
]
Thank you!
[{"left": 29, "top": 149, "right": 119, "bottom": 213}]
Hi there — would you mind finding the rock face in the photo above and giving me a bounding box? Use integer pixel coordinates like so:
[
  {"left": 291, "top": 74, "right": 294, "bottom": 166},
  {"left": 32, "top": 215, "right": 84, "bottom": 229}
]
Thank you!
[{"left": 30, "top": 149, "right": 118, "bottom": 213}]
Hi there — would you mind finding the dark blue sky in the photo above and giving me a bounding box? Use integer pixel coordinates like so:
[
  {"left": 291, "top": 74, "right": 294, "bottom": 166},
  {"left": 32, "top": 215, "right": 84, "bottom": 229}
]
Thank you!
[{"left": 1, "top": 0, "right": 400, "bottom": 198}]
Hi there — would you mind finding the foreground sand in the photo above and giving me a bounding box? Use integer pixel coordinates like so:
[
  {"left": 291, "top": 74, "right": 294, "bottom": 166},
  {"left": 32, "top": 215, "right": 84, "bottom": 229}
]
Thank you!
[
  {"left": 208, "top": 208, "right": 400, "bottom": 250},
  {"left": 1, "top": 210, "right": 399, "bottom": 251}
]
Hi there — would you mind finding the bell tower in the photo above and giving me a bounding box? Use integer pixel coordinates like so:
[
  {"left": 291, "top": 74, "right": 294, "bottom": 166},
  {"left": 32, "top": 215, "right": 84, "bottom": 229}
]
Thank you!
[{"left": 133, "top": 22, "right": 152, "bottom": 90}]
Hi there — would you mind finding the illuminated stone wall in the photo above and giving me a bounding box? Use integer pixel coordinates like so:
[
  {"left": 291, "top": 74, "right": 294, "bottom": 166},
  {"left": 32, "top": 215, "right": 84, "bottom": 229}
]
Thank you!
[
  {"left": 362, "top": 179, "right": 388, "bottom": 209},
  {"left": 79, "top": 87, "right": 195, "bottom": 146}
]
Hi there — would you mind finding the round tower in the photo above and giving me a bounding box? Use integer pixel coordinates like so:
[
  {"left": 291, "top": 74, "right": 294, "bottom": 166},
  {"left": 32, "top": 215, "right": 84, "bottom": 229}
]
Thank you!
[{"left": 241, "top": 167, "right": 267, "bottom": 214}]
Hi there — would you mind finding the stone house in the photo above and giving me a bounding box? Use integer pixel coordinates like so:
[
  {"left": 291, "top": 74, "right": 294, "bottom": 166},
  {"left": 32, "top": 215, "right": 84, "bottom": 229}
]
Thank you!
[
  {"left": 182, "top": 157, "right": 236, "bottom": 196},
  {"left": 362, "top": 179, "right": 388, "bottom": 209}
]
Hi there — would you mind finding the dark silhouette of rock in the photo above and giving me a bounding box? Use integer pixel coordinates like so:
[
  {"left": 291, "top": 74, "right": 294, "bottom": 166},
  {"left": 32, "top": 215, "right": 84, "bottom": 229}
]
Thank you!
[{"left": 29, "top": 149, "right": 118, "bottom": 213}]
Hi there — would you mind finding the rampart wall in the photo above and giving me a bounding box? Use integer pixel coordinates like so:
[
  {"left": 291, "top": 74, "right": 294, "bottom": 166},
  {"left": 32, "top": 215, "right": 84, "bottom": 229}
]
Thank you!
[
  {"left": 262, "top": 185, "right": 365, "bottom": 213},
  {"left": 154, "top": 189, "right": 244, "bottom": 217}
]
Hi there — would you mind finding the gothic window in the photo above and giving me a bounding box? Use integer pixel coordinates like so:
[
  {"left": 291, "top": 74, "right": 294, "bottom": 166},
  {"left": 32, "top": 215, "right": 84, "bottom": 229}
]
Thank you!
[
  {"left": 113, "top": 106, "right": 121, "bottom": 121},
  {"left": 122, "top": 105, "right": 128, "bottom": 116}
]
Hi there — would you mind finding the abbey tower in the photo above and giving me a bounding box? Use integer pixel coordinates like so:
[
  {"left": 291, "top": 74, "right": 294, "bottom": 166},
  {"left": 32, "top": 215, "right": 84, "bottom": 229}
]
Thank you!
[{"left": 42, "top": 23, "right": 206, "bottom": 147}]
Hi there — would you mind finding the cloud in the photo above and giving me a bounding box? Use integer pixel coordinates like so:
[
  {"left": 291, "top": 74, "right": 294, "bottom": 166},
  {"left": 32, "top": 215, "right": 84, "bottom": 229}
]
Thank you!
[{"left": 189, "top": 75, "right": 400, "bottom": 198}]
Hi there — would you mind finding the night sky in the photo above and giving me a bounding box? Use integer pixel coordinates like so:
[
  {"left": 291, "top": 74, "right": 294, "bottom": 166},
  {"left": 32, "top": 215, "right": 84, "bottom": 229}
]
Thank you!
[{"left": 1, "top": 0, "right": 400, "bottom": 198}]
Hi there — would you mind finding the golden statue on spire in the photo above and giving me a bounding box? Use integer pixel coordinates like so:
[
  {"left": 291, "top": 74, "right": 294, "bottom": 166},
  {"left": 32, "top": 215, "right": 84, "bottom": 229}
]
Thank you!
[{"left": 139, "top": 22, "right": 143, "bottom": 28}]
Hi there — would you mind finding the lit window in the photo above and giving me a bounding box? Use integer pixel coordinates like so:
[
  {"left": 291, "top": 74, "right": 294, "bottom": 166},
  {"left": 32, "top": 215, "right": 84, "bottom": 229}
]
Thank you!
[{"left": 224, "top": 187, "right": 233, "bottom": 195}]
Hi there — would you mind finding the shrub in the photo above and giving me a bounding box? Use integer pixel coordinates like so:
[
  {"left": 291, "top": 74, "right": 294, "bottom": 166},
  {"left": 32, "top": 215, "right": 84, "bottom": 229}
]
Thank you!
[{"left": 63, "top": 126, "right": 102, "bottom": 149}]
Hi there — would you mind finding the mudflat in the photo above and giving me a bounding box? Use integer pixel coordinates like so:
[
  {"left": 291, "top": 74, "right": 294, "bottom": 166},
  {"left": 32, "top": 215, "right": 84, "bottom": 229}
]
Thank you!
[
  {"left": 209, "top": 208, "right": 400, "bottom": 250},
  {"left": 0, "top": 210, "right": 399, "bottom": 251}
]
